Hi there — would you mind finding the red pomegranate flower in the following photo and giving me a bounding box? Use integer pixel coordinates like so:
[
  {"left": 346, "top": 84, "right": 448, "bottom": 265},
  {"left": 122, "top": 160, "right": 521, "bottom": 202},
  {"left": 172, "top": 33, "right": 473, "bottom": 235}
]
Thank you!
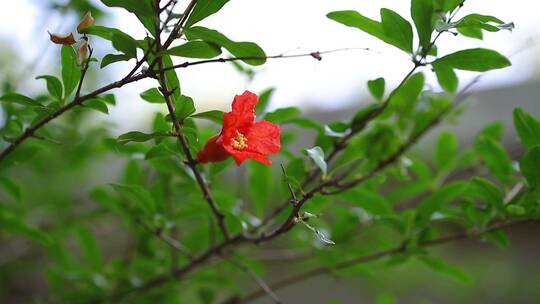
[{"left": 197, "top": 91, "right": 281, "bottom": 165}]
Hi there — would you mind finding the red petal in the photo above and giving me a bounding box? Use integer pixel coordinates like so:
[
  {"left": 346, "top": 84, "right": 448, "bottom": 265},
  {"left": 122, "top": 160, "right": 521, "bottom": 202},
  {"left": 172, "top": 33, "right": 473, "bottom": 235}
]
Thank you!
[
  {"left": 247, "top": 120, "right": 281, "bottom": 155},
  {"left": 225, "top": 148, "right": 272, "bottom": 166},
  {"left": 232, "top": 90, "right": 258, "bottom": 116},
  {"left": 197, "top": 135, "right": 230, "bottom": 163},
  {"left": 223, "top": 91, "right": 257, "bottom": 135}
]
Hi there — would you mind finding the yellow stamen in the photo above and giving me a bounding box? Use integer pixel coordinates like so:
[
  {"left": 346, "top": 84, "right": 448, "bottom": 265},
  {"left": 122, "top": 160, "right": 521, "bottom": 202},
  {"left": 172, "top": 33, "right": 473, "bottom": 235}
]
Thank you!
[{"left": 232, "top": 131, "right": 248, "bottom": 149}]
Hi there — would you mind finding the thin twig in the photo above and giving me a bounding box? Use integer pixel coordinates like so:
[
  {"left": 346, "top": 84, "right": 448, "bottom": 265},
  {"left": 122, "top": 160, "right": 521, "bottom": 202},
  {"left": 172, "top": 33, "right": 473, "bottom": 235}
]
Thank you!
[
  {"left": 157, "top": 48, "right": 373, "bottom": 73},
  {"left": 0, "top": 71, "right": 149, "bottom": 164},
  {"left": 237, "top": 219, "right": 534, "bottom": 303},
  {"left": 97, "top": 8, "right": 485, "bottom": 300},
  {"left": 30, "top": 134, "right": 62, "bottom": 145},
  {"left": 137, "top": 219, "right": 194, "bottom": 260},
  {"left": 280, "top": 164, "right": 298, "bottom": 205},
  {"left": 251, "top": 4, "right": 469, "bottom": 239},
  {"left": 223, "top": 256, "right": 282, "bottom": 304},
  {"left": 152, "top": 0, "right": 230, "bottom": 241},
  {"left": 75, "top": 46, "right": 93, "bottom": 99}
]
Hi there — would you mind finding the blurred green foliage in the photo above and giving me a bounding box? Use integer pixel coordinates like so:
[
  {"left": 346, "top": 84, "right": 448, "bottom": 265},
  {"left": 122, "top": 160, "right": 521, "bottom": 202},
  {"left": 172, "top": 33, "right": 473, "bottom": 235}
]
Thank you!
[{"left": 0, "top": 0, "right": 539, "bottom": 303}]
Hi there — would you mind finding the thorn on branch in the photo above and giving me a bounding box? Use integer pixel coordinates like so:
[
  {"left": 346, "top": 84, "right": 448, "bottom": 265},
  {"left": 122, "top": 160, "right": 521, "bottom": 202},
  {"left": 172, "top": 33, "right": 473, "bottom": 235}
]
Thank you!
[
  {"left": 310, "top": 51, "right": 322, "bottom": 61},
  {"left": 280, "top": 164, "right": 299, "bottom": 205}
]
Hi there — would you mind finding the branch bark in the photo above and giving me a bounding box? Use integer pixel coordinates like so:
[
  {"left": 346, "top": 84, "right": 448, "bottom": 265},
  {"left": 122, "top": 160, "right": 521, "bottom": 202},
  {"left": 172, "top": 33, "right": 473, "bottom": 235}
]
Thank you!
[
  {"left": 152, "top": 0, "right": 230, "bottom": 241},
  {"left": 237, "top": 219, "right": 534, "bottom": 303}
]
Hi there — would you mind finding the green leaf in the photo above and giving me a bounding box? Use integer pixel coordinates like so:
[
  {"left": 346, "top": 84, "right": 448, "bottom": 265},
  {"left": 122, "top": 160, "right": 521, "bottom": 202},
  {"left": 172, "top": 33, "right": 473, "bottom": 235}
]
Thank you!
[
  {"left": 440, "top": 0, "right": 463, "bottom": 12},
  {"left": 433, "top": 48, "right": 511, "bottom": 72},
  {"left": 248, "top": 161, "right": 273, "bottom": 216},
  {"left": 140, "top": 88, "right": 165, "bottom": 104},
  {"left": 368, "top": 77, "right": 385, "bottom": 101},
  {"left": 484, "top": 229, "right": 510, "bottom": 248},
  {"left": 101, "top": 0, "right": 152, "bottom": 17},
  {"left": 185, "top": 0, "right": 230, "bottom": 28},
  {"left": 61, "top": 45, "right": 81, "bottom": 98},
  {"left": 340, "top": 188, "right": 393, "bottom": 216},
  {"left": 411, "top": 0, "right": 434, "bottom": 50},
  {"left": 263, "top": 107, "right": 300, "bottom": 124},
  {"left": 380, "top": 9, "right": 413, "bottom": 53},
  {"left": 175, "top": 95, "right": 196, "bottom": 121},
  {"left": 0, "top": 177, "right": 21, "bottom": 202},
  {"left": 145, "top": 144, "right": 173, "bottom": 160},
  {"left": 285, "top": 158, "right": 306, "bottom": 188},
  {"left": 191, "top": 110, "right": 224, "bottom": 124},
  {"left": 162, "top": 54, "right": 182, "bottom": 101},
  {"left": 102, "top": 94, "right": 116, "bottom": 105},
  {"left": 288, "top": 118, "right": 323, "bottom": 132},
  {"left": 0, "top": 207, "right": 52, "bottom": 246},
  {"left": 80, "top": 25, "right": 132, "bottom": 42},
  {"left": 435, "top": 131, "right": 458, "bottom": 169},
  {"left": 513, "top": 108, "right": 540, "bottom": 150},
  {"left": 506, "top": 204, "right": 525, "bottom": 216},
  {"left": 186, "top": 27, "right": 266, "bottom": 66},
  {"left": 466, "top": 177, "right": 504, "bottom": 211},
  {"left": 389, "top": 72, "right": 425, "bottom": 114},
  {"left": 478, "top": 122, "right": 505, "bottom": 142},
  {"left": 376, "top": 294, "right": 397, "bottom": 304},
  {"left": 101, "top": 53, "right": 131, "bottom": 68},
  {"left": 327, "top": 10, "right": 385, "bottom": 39},
  {"left": 167, "top": 41, "right": 222, "bottom": 59},
  {"left": 418, "top": 255, "right": 471, "bottom": 283},
  {"left": 351, "top": 103, "right": 381, "bottom": 126},
  {"left": 117, "top": 131, "right": 169, "bottom": 144},
  {"left": 327, "top": 10, "right": 412, "bottom": 53},
  {"left": 457, "top": 26, "right": 484, "bottom": 40},
  {"left": 433, "top": 64, "right": 458, "bottom": 93},
  {"left": 520, "top": 146, "right": 540, "bottom": 188},
  {"left": 110, "top": 183, "right": 155, "bottom": 214},
  {"left": 75, "top": 227, "right": 103, "bottom": 270},
  {"left": 84, "top": 98, "right": 109, "bottom": 114},
  {"left": 305, "top": 146, "right": 327, "bottom": 176},
  {"left": 417, "top": 181, "right": 467, "bottom": 226},
  {"left": 476, "top": 136, "right": 514, "bottom": 186},
  {"left": 0, "top": 93, "right": 42, "bottom": 107},
  {"left": 100, "top": 0, "right": 155, "bottom": 36},
  {"left": 36, "top": 75, "right": 63, "bottom": 101},
  {"left": 256, "top": 87, "right": 275, "bottom": 115},
  {"left": 454, "top": 14, "right": 507, "bottom": 40},
  {"left": 111, "top": 32, "right": 138, "bottom": 59}
]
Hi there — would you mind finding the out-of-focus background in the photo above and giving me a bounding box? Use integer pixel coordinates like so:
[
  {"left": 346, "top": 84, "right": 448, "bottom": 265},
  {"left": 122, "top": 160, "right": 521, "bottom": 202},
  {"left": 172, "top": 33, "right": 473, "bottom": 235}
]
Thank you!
[
  {"left": 1, "top": 0, "right": 540, "bottom": 303},
  {"left": 2, "top": 0, "right": 540, "bottom": 131}
]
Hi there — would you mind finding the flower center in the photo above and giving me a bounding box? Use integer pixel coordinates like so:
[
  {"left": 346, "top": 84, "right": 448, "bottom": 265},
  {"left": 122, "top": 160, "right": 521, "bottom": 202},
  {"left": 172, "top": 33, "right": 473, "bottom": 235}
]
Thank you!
[{"left": 231, "top": 131, "right": 248, "bottom": 149}]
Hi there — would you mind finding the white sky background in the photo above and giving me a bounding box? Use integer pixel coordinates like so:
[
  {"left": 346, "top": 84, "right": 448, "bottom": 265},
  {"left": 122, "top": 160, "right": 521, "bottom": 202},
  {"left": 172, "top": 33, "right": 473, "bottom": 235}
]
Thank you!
[{"left": 1, "top": 0, "right": 539, "bottom": 132}]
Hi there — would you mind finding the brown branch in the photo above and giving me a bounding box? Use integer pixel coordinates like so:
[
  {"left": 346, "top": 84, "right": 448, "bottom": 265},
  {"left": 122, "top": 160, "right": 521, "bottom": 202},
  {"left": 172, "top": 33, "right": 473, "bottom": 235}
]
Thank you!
[
  {"left": 101, "top": 6, "right": 483, "bottom": 298},
  {"left": 75, "top": 46, "right": 93, "bottom": 99},
  {"left": 97, "top": 72, "right": 480, "bottom": 302},
  {"left": 0, "top": 71, "right": 149, "bottom": 164},
  {"left": 237, "top": 219, "right": 534, "bottom": 303},
  {"left": 137, "top": 219, "right": 194, "bottom": 260},
  {"left": 157, "top": 48, "right": 372, "bottom": 73},
  {"left": 324, "top": 75, "right": 477, "bottom": 195},
  {"left": 250, "top": 4, "right": 471, "bottom": 239},
  {"left": 223, "top": 256, "right": 282, "bottom": 304},
  {"left": 151, "top": 0, "right": 230, "bottom": 241},
  {"left": 251, "top": 62, "right": 423, "bottom": 244},
  {"left": 0, "top": 54, "right": 368, "bottom": 169},
  {"left": 298, "top": 2, "right": 468, "bottom": 191},
  {"left": 101, "top": 234, "right": 246, "bottom": 303}
]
